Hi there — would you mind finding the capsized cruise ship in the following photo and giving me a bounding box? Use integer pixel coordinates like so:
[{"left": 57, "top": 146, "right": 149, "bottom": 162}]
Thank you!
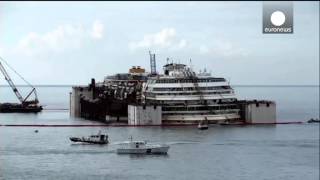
[
  {"left": 142, "top": 62, "right": 240, "bottom": 124},
  {"left": 70, "top": 52, "right": 276, "bottom": 125}
]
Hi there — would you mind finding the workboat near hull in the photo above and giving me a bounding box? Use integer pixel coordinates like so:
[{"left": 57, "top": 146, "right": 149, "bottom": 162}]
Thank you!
[
  {"left": 198, "top": 125, "right": 208, "bottom": 130},
  {"left": 198, "top": 118, "right": 209, "bottom": 130}
]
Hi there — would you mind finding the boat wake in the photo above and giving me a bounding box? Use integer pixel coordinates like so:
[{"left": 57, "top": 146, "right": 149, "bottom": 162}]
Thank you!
[
  {"left": 2, "top": 149, "right": 116, "bottom": 156},
  {"left": 166, "top": 141, "right": 201, "bottom": 145}
]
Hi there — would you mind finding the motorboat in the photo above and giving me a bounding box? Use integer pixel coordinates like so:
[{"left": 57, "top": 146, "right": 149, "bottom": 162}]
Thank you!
[
  {"left": 198, "top": 118, "right": 209, "bottom": 130},
  {"left": 116, "top": 137, "right": 169, "bottom": 154},
  {"left": 69, "top": 131, "right": 109, "bottom": 144}
]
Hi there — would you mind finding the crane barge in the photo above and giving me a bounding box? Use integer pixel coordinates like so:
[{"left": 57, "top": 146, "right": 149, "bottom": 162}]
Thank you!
[{"left": 0, "top": 56, "right": 42, "bottom": 113}]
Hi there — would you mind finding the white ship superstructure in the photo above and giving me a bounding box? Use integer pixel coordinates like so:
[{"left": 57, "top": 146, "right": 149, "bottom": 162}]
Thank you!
[{"left": 143, "top": 63, "right": 240, "bottom": 124}]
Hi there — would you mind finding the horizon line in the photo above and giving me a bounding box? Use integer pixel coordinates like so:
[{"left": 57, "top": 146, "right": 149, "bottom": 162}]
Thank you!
[{"left": 0, "top": 84, "right": 319, "bottom": 87}]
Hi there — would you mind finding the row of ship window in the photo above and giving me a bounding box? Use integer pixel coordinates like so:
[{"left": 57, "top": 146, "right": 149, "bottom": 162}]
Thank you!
[
  {"left": 145, "top": 91, "right": 232, "bottom": 97},
  {"left": 152, "top": 86, "right": 230, "bottom": 91},
  {"left": 154, "top": 78, "right": 225, "bottom": 84},
  {"left": 146, "top": 99, "right": 237, "bottom": 105},
  {"left": 162, "top": 105, "right": 238, "bottom": 111},
  {"left": 163, "top": 110, "right": 239, "bottom": 115}
]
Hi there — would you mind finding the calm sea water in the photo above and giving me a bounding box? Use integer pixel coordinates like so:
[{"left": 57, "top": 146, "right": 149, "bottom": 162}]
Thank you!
[{"left": 0, "top": 86, "right": 319, "bottom": 180}]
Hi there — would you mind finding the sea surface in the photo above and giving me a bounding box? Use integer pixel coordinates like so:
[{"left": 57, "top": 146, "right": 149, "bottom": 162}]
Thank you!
[{"left": 0, "top": 86, "right": 319, "bottom": 180}]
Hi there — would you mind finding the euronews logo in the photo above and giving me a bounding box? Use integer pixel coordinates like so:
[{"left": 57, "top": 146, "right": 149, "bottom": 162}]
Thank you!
[{"left": 263, "top": 2, "right": 293, "bottom": 34}]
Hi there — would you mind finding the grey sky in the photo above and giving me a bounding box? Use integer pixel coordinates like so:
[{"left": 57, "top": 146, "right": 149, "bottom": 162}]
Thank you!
[{"left": 0, "top": 1, "right": 319, "bottom": 85}]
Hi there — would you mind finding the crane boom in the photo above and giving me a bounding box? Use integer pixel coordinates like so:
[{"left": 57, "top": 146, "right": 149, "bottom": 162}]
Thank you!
[
  {"left": 0, "top": 61, "right": 25, "bottom": 103},
  {"left": 0, "top": 56, "right": 42, "bottom": 113}
]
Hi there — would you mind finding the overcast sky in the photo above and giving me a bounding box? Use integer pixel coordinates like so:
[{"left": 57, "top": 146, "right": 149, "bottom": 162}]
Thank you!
[{"left": 0, "top": 1, "right": 319, "bottom": 85}]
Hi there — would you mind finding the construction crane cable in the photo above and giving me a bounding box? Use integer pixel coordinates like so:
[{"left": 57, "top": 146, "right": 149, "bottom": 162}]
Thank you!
[{"left": 0, "top": 56, "right": 34, "bottom": 88}]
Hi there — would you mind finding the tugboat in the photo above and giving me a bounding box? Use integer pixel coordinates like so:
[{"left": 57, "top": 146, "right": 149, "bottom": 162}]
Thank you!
[
  {"left": 69, "top": 131, "right": 109, "bottom": 144},
  {"left": 198, "top": 117, "right": 209, "bottom": 130},
  {"left": 116, "top": 136, "right": 169, "bottom": 154}
]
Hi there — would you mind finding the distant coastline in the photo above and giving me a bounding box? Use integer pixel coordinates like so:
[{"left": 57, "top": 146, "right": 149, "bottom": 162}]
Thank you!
[{"left": 232, "top": 85, "right": 320, "bottom": 87}]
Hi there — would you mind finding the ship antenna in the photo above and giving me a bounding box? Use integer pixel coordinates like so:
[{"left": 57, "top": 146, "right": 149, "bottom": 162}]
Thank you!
[{"left": 189, "top": 58, "right": 193, "bottom": 71}]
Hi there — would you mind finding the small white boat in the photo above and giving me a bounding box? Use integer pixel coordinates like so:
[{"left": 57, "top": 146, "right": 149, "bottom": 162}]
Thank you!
[
  {"left": 198, "top": 118, "right": 209, "bottom": 130},
  {"left": 117, "top": 137, "right": 169, "bottom": 154},
  {"left": 69, "top": 131, "right": 109, "bottom": 144}
]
